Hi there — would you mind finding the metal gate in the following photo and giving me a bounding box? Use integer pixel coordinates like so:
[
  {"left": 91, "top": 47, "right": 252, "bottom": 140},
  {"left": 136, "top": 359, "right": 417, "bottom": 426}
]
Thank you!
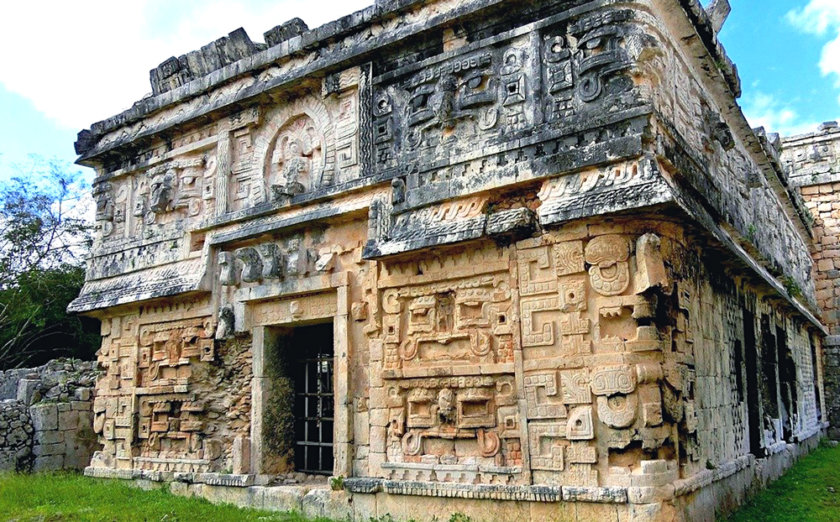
[{"left": 292, "top": 323, "right": 334, "bottom": 474}]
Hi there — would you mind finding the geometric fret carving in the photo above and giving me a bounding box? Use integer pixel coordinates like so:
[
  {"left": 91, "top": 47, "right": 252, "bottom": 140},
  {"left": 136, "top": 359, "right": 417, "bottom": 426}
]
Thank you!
[
  {"left": 518, "top": 247, "right": 558, "bottom": 296},
  {"left": 529, "top": 423, "right": 566, "bottom": 471},
  {"left": 524, "top": 371, "right": 567, "bottom": 419},
  {"left": 521, "top": 296, "right": 558, "bottom": 347}
]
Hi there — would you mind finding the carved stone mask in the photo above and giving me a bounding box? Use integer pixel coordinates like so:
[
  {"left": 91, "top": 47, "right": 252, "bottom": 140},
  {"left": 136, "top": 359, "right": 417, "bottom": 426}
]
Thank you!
[
  {"left": 93, "top": 183, "right": 114, "bottom": 221},
  {"left": 149, "top": 170, "right": 176, "bottom": 213},
  {"left": 437, "top": 388, "right": 455, "bottom": 423}
]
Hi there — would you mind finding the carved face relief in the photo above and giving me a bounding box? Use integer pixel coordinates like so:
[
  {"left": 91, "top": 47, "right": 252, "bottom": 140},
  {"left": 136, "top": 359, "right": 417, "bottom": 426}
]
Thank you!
[
  {"left": 437, "top": 388, "right": 455, "bottom": 424},
  {"left": 92, "top": 183, "right": 116, "bottom": 238},
  {"left": 267, "top": 115, "right": 325, "bottom": 199},
  {"left": 399, "top": 51, "right": 498, "bottom": 153},
  {"left": 569, "top": 10, "right": 632, "bottom": 103},
  {"left": 164, "top": 329, "right": 182, "bottom": 364},
  {"left": 149, "top": 169, "right": 176, "bottom": 213},
  {"left": 93, "top": 182, "right": 114, "bottom": 222}
]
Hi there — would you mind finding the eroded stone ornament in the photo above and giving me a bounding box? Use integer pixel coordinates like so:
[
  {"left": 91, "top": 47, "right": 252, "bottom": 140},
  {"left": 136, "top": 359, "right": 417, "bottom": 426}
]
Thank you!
[{"left": 585, "top": 235, "right": 631, "bottom": 296}]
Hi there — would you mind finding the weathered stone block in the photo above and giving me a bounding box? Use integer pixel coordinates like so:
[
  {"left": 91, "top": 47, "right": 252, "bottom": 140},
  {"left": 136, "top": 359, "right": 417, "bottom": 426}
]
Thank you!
[
  {"left": 34, "top": 429, "right": 64, "bottom": 445},
  {"left": 16, "top": 379, "right": 40, "bottom": 406},
  {"left": 71, "top": 400, "right": 90, "bottom": 411},
  {"left": 261, "top": 486, "right": 305, "bottom": 513},
  {"left": 29, "top": 404, "right": 58, "bottom": 431},
  {"left": 58, "top": 410, "right": 79, "bottom": 430},
  {"left": 301, "top": 489, "right": 331, "bottom": 519},
  {"left": 32, "top": 454, "right": 64, "bottom": 472},
  {"left": 232, "top": 437, "right": 251, "bottom": 475}
]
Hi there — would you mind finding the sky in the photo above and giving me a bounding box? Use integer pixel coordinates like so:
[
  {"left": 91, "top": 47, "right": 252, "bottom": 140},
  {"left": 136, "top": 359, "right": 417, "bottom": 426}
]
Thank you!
[{"left": 0, "top": 0, "right": 839, "bottom": 182}]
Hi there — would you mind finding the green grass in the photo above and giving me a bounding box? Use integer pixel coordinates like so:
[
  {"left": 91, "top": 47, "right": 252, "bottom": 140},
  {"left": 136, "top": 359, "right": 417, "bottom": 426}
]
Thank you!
[
  {"left": 0, "top": 471, "right": 330, "bottom": 521},
  {"left": 726, "top": 441, "right": 840, "bottom": 521},
  {"left": 4, "top": 445, "right": 839, "bottom": 522}
]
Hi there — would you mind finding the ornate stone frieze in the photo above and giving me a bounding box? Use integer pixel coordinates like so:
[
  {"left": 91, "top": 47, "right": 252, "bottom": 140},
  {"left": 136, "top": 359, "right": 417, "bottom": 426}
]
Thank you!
[
  {"left": 372, "top": 8, "right": 642, "bottom": 178},
  {"left": 90, "top": 305, "right": 250, "bottom": 476},
  {"left": 537, "top": 157, "right": 672, "bottom": 227}
]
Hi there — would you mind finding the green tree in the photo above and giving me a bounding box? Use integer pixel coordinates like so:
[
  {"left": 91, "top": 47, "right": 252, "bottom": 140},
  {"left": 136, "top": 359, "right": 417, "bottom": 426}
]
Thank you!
[{"left": 0, "top": 158, "right": 99, "bottom": 370}]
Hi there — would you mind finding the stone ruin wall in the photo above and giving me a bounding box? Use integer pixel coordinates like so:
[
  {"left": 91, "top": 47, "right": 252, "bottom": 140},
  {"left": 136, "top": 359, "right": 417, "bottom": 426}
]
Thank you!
[
  {"left": 782, "top": 123, "right": 840, "bottom": 439},
  {"left": 86, "top": 300, "right": 253, "bottom": 475},
  {"left": 637, "top": 1, "right": 815, "bottom": 303},
  {"left": 0, "top": 359, "right": 99, "bottom": 472},
  {"left": 68, "top": 0, "right": 827, "bottom": 520}
]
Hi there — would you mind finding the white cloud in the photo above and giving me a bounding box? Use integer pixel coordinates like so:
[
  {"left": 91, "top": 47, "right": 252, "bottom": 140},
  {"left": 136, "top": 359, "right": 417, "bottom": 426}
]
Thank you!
[
  {"left": 0, "top": 0, "right": 371, "bottom": 130},
  {"left": 787, "top": 1, "right": 840, "bottom": 84},
  {"left": 740, "top": 91, "right": 821, "bottom": 136},
  {"left": 786, "top": 0, "right": 840, "bottom": 36}
]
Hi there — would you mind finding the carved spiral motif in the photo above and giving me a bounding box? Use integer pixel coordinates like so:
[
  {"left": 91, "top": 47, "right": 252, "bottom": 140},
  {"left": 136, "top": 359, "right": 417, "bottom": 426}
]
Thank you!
[
  {"left": 402, "top": 430, "right": 423, "bottom": 456},
  {"left": 471, "top": 332, "right": 492, "bottom": 357},
  {"left": 477, "top": 429, "right": 501, "bottom": 457},
  {"left": 588, "top": 263, "right": 630, "bottom": 296},
  {"left": 400, "top": 339, "right": 419, "bottom": 361},
  {"left": 578, "top": 76, "right": 602, "bottom": 103},
  {"left": 596, "top": 394, "right": 638, "bottom": 429}
]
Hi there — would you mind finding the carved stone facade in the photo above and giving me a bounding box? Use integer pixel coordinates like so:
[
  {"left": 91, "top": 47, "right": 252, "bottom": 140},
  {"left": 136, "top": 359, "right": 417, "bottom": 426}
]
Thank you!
[{"left": 72, "top": 1, "right": 827, "bottom": 521}]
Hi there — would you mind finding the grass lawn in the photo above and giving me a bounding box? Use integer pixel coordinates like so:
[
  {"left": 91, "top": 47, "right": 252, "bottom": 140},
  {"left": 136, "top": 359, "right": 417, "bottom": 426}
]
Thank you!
[
  {"left": 0, "top": 471, "right": 331, "bottom": 521},
  {"left": 726, "top": 441, "right": 840, "bottom": 521},
  {"left": 2, "top": 443, "right": 839, "bottom": 522}
]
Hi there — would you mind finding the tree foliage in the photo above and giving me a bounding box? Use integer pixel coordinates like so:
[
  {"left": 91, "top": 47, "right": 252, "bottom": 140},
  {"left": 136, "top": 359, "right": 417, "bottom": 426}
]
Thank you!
[{"left": 0, "top": 158, "right": 100, "bottom": 370}]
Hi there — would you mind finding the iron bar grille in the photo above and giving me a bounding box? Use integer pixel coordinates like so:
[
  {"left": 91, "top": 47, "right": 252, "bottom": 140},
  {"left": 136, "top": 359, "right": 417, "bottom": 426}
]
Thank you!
[{"left": 292, "top": 323, "right": 334, "bottom": 474}]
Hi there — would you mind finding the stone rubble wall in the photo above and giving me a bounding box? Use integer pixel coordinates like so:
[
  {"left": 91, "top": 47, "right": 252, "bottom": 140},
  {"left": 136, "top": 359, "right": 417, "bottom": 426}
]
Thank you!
[
  {"left": 0, "top": 359, "right": 100, "bottom": 472},
  {"left": 0, "top": 400, "right": 33, "bottom": 472}
]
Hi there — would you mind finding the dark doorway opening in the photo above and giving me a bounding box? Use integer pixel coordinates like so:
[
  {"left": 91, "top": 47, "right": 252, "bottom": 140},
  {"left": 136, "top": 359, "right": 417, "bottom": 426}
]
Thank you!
[
  {"left": 733, "top": 339, "right": 744, "bottom": 403},
  {"left": 743, "top": 308, "right": 762, "bottom": 457},
  {"left": 810, "top": 335, "right": 822, "bottom": 423},
  {"left": 776, "top": 326, "right": 798, "bottom": 441},
  {"left": 290, "top": 323, "right": 334, "bottom": 475},
  {"left": 760, "top": 315, "right": 780, "bottom": 420}
]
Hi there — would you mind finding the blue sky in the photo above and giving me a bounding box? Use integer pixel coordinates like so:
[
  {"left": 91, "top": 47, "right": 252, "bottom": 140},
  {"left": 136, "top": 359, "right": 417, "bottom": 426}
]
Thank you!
[
  {"left": 721, "top": 0, "right": 840, "bottom": 135},
  {"left": 0, "top": 0, "right": 839, "bottom": 182}
]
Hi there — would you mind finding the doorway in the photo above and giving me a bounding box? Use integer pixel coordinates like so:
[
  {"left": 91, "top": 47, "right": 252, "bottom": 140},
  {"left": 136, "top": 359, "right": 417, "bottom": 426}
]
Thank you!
[
  {"left": 743, "top": 308, "right": 762, "bottom": 456},
  {"left": 289, "top": 323, "right": 335, "bottom": 474}
]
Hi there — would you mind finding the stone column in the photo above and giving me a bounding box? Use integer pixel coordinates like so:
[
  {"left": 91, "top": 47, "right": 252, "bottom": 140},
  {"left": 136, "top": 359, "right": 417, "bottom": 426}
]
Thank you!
[
  {"left": 333, "top": 284, "right": 353, "bottom": 477},
  {"left": 250, "top": 326, "right": 268, "bottom": 474}
]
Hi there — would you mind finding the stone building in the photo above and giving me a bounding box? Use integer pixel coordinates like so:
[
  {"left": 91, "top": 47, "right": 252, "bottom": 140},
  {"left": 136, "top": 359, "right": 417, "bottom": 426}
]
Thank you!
[
  {"left": 69, "top": 0, "right": 828, "bottom": 520},
  {"left": 782, "top": 123, "right": 840, "bottom": 441}
]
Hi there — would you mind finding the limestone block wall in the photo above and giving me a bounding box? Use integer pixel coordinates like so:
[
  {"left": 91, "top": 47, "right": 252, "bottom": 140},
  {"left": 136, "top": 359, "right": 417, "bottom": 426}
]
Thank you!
[
  {"left": 782, "top": 123, "right": 840, "bottom": 438},
  {"left": 683, "top": 242, "right": 823, "bottom": 469},
  {"left": 0, "top": 359, "right": 99, "bottom": 472},
  {"left": 77, "top": 213, "right": 826, "bottom": 521},
  {"left": 800, "top": 183, "right": 840, "bottom": 438},
  {"left": 638, "top": 0, "right": 816, "bottom": 307}
]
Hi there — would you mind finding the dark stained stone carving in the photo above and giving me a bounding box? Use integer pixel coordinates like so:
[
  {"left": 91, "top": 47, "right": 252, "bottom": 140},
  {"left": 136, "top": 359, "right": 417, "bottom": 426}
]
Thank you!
[{"left": 263, "top": 18, "right": 309, "bottom": 47}]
